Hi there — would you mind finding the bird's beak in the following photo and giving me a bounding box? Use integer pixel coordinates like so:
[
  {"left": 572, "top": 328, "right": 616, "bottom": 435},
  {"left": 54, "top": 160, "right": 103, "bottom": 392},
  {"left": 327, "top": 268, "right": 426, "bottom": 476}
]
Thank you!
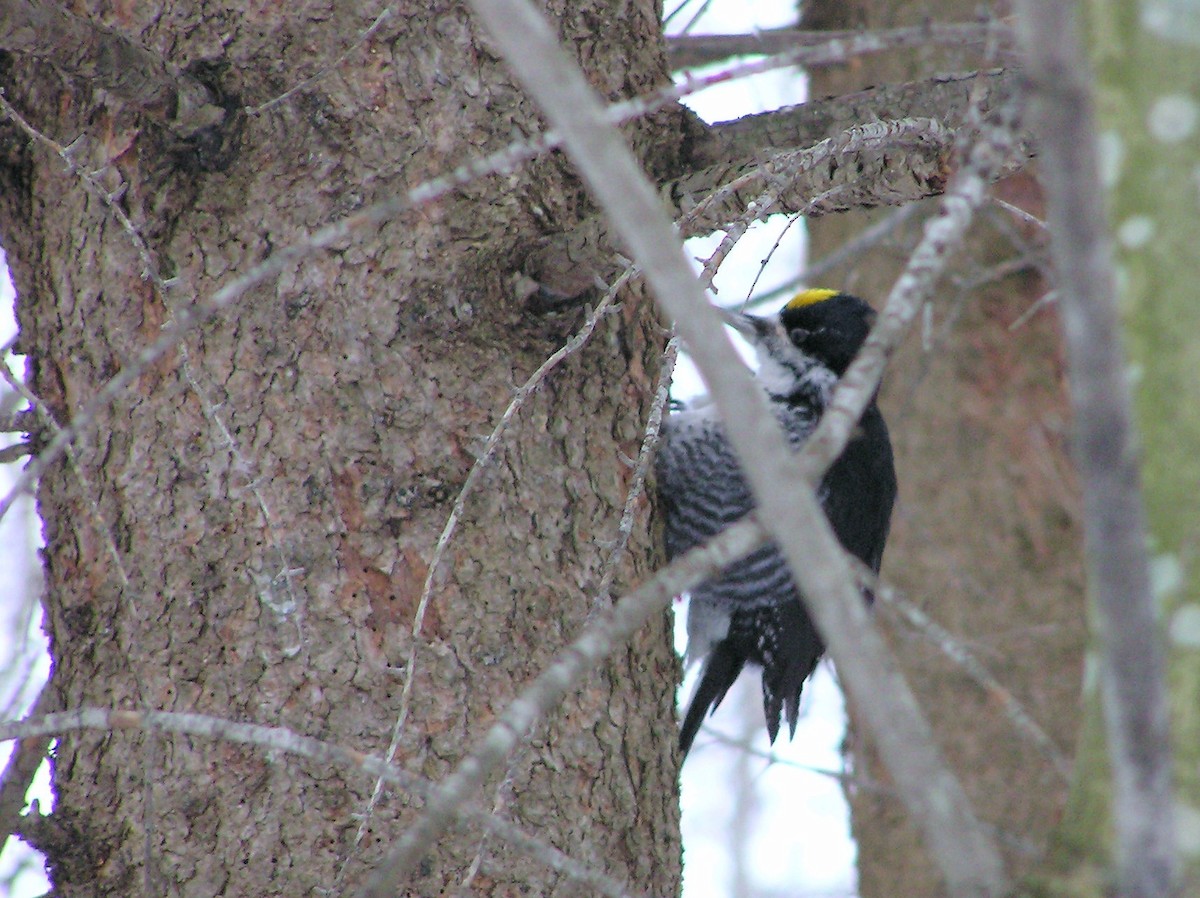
[{"left": 718, "top": 307, "right": 760, "bottom": 340}]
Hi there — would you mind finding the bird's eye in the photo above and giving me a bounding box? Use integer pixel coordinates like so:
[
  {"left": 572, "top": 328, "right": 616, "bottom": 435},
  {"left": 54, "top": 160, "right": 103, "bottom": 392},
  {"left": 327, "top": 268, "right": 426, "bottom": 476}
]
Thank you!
[{"left": 795, "top": 326, "right": 826, "bottom": 341}]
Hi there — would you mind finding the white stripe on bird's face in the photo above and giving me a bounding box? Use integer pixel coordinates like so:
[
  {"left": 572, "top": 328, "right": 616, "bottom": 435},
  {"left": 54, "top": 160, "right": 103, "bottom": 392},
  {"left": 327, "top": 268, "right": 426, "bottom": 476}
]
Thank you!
[{"left": 741, "top": 315, "right": 836, "bottom": 405}]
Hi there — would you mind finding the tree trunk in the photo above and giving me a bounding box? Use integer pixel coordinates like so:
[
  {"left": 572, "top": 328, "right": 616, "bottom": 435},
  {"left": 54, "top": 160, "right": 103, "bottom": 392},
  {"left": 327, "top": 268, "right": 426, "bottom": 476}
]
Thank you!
[
  {"left": 801, "top": 2, "right": 1088, "bottom": 895},
  {"left": 0, "top": 2, "right": 683, "bottom": 895},
  {"left": 1027, "top": 1, "right": 1200, "bottom": 893}
]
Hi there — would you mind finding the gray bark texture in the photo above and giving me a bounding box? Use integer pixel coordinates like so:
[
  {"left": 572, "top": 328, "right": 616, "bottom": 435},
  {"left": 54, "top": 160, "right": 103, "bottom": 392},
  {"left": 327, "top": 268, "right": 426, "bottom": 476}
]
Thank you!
[{"left": 0, "top": 2, "right": 684, "bottom": 895}]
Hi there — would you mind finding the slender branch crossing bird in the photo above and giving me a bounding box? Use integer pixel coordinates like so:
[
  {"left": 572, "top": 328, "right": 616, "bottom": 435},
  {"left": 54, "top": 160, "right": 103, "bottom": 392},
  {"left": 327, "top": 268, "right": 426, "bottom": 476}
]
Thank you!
[{"left": 656, "top": 289, "right": 897, "bottom": 756}]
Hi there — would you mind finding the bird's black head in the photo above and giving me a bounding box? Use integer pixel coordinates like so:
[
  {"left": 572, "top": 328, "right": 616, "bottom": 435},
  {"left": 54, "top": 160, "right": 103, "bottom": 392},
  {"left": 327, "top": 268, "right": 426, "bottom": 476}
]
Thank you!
[
  {"left": 717, "top": 289, "right": 878, "bottom": 404},
  {"left": 778, "top": 289, "right": 876, "bottom": 376}
]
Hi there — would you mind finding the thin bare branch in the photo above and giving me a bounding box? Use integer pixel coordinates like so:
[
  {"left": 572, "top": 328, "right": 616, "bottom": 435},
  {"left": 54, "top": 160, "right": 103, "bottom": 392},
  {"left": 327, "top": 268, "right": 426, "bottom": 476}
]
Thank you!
[
  {"left": 668, "top": 21, "right": 1012, "bottom": 70},
  {"left": 0, "top": 708, "right": 646, "bottom": 898},
  {"left": 1014, "top": 3, "right": 1176, "bottom": 896},
  {"left": 746, "top": 204, "right": 919, "bottom": 309},
  {"left": 0, "top": 687, "right": 52, "bottom": 846},
  {"left": 699, "top": 727, "right": 895, "bottom": 795},
  {"left": 1007, "top": 289, "right": 1058, "bottom": 332},
  {"left": 595, "top": 336, "right": 679, "bottom": 604},
  {"left": 0, "top": 92, "right": 170, "bottom": 290},
  {"left": 859, "top": 563, "right": 1071, "bottom": 780},
  {"left": 246, "top": 6, "right": 394, "bottom": 116},
  {"left": 991, "top": 196, "right": 1046, "bottom": 231}
]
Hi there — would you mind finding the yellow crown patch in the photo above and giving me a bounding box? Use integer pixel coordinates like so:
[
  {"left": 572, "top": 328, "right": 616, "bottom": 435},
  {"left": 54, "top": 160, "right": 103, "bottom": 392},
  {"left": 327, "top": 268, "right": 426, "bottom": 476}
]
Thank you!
[{"left": 785, "top": 288, "right": 840, "bottom": 310}]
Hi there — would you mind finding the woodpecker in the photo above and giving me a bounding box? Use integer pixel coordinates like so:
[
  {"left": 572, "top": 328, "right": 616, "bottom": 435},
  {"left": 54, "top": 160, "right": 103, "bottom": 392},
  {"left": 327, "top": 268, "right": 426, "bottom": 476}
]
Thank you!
[{"left": 656, "top": 289, "right": 897, "bottom": 756}]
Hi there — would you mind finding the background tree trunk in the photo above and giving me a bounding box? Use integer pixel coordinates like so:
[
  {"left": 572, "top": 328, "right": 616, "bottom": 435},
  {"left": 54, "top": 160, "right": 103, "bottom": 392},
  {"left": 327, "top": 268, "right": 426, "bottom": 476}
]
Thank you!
[
  {"left": 801, "top": 2, "right": 1088, "bottom": 895},
  {"left": 1030, "top": 2, "right": 1200, "bottom": 892},
  {"left": 0, "top": 2, "right": 683, "bottom": 895}
]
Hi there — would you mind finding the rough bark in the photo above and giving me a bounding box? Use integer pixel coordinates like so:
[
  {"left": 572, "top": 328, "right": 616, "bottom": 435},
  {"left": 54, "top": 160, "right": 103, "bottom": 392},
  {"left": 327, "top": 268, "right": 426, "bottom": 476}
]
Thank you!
[{"left": 0, "top": 2, "right": 683, "bottom": 895}]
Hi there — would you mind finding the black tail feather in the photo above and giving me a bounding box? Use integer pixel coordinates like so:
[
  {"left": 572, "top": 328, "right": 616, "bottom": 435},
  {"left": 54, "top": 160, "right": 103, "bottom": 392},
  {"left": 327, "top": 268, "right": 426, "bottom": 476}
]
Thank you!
[
  {"left": 760, "top": 598, "right": 824, "bottom": 743},
  {"left": 760, "top": 653, "right": 814, "bottom": 744},
  {"left": 679, "top": 643, "right": 745, "bottom": 755},
  {"left": 774, "top": 654, "right": 815, "bottom": 742}
]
